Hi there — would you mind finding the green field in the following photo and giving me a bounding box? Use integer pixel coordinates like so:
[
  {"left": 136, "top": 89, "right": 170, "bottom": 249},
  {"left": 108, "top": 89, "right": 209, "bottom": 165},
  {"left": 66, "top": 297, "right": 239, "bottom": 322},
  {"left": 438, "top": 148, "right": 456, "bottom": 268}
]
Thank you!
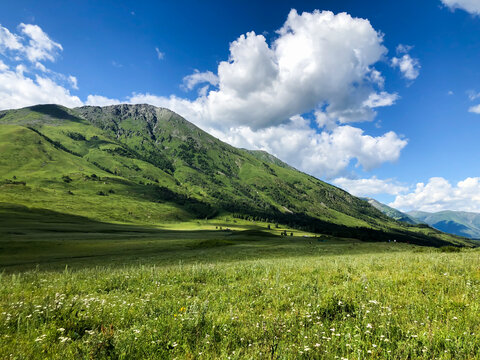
[{"left": 2, "top": 206, "right": 480, "bottom": 359}]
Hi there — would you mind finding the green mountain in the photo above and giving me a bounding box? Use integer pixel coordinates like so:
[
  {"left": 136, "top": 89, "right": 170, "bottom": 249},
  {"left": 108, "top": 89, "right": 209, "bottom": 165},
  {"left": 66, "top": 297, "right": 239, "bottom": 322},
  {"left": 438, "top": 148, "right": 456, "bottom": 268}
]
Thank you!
[
  {"left": 363, "top": 198, "right": 421, "bottom": 225},
  {"left": 408, "top": 210, "right": 480, "bottom": 239},
  {"left": 0, "top": 104, "right": 472, "bottom": 246}
]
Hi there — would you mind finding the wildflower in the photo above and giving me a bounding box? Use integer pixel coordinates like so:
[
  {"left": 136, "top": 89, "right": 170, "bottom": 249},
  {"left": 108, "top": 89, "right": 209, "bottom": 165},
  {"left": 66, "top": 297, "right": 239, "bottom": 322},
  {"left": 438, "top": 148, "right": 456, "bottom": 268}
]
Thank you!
[
  {"left": 366, "top": 323, "right": 373, "bottom": 329},
  {"left": 59, "top": 336, "right": 70, "bottom": 343},
  {"left": 35, "top": 335, "right": 46, "bottom": 342}
]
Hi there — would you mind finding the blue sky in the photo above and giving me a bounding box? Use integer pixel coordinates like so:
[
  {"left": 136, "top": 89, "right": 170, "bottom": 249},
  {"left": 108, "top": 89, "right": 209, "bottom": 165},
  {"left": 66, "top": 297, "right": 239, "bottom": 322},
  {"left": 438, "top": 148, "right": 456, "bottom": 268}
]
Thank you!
[{"left": 1, "top": 0, "right": 480, "bottom": 212}]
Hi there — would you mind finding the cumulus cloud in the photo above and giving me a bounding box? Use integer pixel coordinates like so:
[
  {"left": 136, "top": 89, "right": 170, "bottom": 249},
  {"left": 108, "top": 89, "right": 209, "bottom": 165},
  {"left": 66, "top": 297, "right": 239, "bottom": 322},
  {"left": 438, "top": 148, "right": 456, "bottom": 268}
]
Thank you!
[
  {"left": 391, "top": 45, "right": 420, "bottom": 81},
  {"left": 390, "top": 177, "right": 480, "bottom": 212},
  {"left": 0, "top": 23, "right": 82, "bottom": 110},
  {"left": 149, "top": 10, "right": 391, "bottom": 131},
  {"left": 182, "top": 70, "right": 219, "bottom": 91},
  {"left": 0, "top": 68, "right": 82, "bottom": 109},
  {"left": 441, "top": 0, "right": 480, "bottom": 15},
  {"left": 332, "top": 176, "right": 409, "bottom": 197}
]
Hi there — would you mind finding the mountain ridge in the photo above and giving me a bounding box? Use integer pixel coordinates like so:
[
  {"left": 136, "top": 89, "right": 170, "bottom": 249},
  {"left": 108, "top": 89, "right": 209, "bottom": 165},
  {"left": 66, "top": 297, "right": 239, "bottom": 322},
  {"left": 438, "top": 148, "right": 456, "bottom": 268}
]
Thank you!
[{"left": 0, "top": 103, "right": 473, "bottom": 247}]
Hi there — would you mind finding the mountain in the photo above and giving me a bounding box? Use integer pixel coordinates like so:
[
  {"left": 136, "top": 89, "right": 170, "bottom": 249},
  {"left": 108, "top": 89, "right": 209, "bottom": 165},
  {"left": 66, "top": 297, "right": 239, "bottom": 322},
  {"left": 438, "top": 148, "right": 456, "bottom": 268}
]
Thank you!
[
  {"left": 363, "top": 198, "right": 420, "bottom": 225},
  {"left": 0, "top": 104, "right": 472, "bottom": 247},
  {"left": 408, "top": 210, "right": 480, "bottom": 239}
]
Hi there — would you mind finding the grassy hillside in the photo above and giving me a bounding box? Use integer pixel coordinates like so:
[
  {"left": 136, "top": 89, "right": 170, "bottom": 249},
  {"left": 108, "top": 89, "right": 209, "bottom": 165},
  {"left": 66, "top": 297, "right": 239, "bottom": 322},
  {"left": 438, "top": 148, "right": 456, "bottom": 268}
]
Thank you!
[
  {"left": 0, "top": 104, "right": 472, "bottom": 246},
  {"left": 363, "top": 198, "right": 420, "bottom": 225}
]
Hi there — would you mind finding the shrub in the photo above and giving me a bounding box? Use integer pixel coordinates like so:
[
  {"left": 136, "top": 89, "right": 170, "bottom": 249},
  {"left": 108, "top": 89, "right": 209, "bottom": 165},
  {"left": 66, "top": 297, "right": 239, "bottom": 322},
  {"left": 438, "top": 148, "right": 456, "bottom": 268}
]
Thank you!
[
  {"left": 439, "top": 246, "right": 461, "bottom": 253},
  {"left": 62, "top": 175, "right": 73, "bottom": 183}
]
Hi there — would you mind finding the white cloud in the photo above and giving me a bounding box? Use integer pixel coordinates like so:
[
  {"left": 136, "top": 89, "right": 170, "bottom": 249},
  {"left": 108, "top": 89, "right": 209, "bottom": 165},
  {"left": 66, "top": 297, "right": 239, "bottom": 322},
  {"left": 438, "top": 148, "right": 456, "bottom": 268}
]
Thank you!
[
  {"left": 441, "top": 0, "right": 480, "bottom": 15},
  {"left": 0, "top": 24, "right": 81, "bottom": 110},
  {"left": 182, "top": 70, "right": 219, "bottom": 91},
  {"left": 391, "top": 46, "right": 420, "bottom": 81},
  {"left": 0, "top": 68, "right": 82, "bottom": 110},
  {"left": 0, "top": 25, "right": 22, "bottom": 52},
  {"left": 390, "top": 177, "right": 480, "bottom": 212},
  {"left": 85, "top": 95, "right": 121, "bottom": 106},
  {"left": 0, "top": 60, "right": 8, "bottom": 71},
  {"left": 19, "top": 23, "right": 62, "bottom": 62},
  {"left": 68, "top": 75, "right": 78, "bottom": 90},
  {"left": 332, "top": 176, "right": 409, "bottom": 197},
  {"left": 155, "top": 47, "right": 165, "bottom": 60},
  {"left": 468, "top": 104, "right": 480, "bottom": 113},
  {"left": 147, "top": 10, "right": 391, "bottom": 131},
  {"left": 363, "top": 91, "right": 399, "bottom": 108}
]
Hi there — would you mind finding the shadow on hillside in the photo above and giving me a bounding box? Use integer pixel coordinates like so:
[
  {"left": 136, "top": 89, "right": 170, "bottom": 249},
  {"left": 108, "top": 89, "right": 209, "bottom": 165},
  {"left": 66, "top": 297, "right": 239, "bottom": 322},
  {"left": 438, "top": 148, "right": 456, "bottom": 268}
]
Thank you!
[
  {"left": 0, "top": 203, "right": 166, "bottom": 237},
  {"left": 30, "top": 104, "right": 84, "bottom": 123}
]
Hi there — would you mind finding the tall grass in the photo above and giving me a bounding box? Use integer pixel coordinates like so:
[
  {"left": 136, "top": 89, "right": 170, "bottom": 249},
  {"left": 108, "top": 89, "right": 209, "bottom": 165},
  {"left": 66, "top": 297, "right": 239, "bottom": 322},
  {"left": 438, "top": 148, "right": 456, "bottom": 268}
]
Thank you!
[{"left": 1, "top": 248, "right": 479, "bottom": 359}]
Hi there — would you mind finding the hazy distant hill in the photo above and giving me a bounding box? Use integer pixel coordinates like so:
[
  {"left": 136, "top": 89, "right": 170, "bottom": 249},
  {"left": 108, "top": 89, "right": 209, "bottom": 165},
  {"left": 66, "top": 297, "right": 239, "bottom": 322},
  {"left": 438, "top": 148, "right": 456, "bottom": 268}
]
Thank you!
[
  {"left": 408, "top": 210, "right": 480, "bottom": 239},
  {"left": 0, "top": 104, "right": 471, "bottom": 246}
]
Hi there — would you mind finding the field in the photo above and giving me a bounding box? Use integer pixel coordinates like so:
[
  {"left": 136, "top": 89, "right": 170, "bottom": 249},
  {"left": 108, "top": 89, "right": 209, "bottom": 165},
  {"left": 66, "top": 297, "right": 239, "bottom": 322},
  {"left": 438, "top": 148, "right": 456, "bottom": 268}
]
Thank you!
[{"left": 2, "top": 206, "right": 480, "bottom": 359}]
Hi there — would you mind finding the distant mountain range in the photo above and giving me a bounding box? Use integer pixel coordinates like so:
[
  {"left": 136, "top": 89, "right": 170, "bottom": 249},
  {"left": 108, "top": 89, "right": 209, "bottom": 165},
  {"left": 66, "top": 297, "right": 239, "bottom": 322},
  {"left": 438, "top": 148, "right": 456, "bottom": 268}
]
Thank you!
[
  {"left": 407, "top": 210, "right": 480, "bottom": 240},
  {"left": 363, "top": 197, "right": 480, "bottom": 240},
  {"left": 0, "top": 104, "right": 473, "bottom": 247}
]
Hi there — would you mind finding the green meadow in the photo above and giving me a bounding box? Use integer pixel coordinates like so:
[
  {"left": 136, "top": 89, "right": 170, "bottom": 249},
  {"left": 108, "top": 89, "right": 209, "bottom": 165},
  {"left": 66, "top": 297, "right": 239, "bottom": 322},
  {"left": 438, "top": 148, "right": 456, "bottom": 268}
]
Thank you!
[{"left": 1, "top": 207, "right": 480, "bottom": 359}]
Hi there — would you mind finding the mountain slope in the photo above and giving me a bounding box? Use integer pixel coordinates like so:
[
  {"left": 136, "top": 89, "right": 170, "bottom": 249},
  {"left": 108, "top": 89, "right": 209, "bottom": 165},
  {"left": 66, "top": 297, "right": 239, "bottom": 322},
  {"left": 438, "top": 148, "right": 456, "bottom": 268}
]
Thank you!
[
  {"left": 0, "top": 104, "right": 472, "bottom": 247},
  {"left": 408, "top": 210, "right": 480, "bottom": 239},
  {"left": 363, "top": 198, "right": 421, "bottom": 225}
]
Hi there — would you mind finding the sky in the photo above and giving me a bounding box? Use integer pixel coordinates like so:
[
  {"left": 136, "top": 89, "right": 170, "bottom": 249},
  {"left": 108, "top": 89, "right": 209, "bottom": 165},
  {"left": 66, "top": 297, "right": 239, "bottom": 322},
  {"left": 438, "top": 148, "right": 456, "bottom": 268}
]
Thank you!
[{"left": 1, "top": 0, "right": 480, "bottom": 213}]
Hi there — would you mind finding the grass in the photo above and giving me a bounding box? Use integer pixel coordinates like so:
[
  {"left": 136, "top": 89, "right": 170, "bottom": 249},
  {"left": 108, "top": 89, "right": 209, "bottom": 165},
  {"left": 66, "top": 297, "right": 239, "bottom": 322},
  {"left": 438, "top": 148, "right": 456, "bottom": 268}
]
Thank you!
[{"left": 2, "top": 244, "right": 480, "bottom": 359}]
